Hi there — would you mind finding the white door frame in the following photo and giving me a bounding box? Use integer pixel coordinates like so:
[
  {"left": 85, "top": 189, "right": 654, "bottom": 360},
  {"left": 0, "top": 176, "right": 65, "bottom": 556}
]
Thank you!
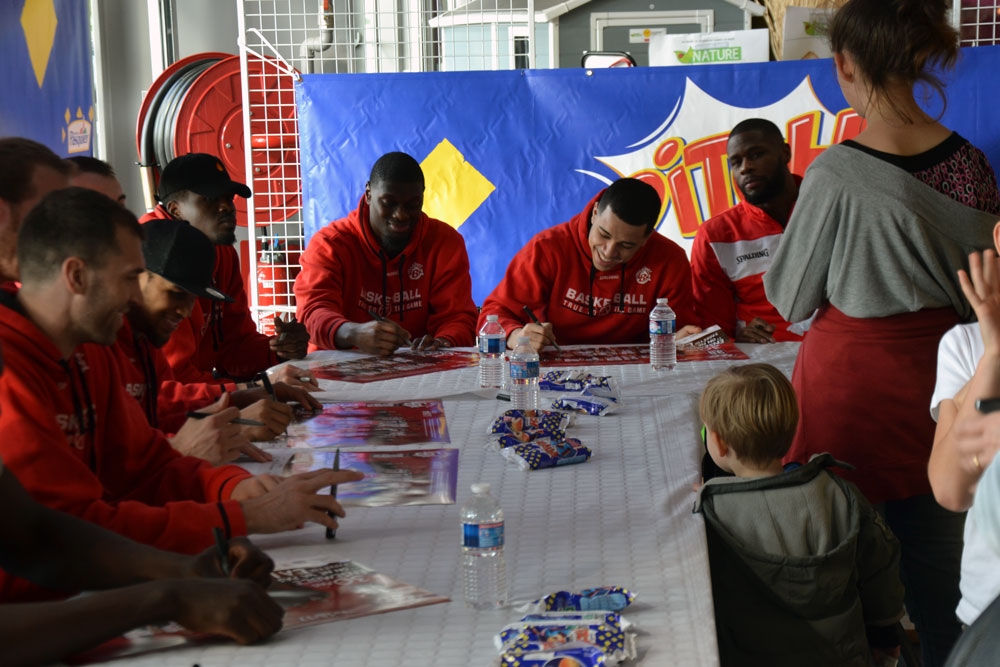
[{"left": 590, "top": 10, "right": 714, "bottom": 50}]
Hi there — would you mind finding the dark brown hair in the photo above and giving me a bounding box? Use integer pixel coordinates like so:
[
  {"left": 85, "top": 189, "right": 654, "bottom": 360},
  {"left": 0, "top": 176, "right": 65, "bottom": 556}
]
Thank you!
[
  {"left": 17, "top": 187, "right": 143, "bottom": 283},
  {"left": 0, "top": 138, "right": 70, "bottom": 204},
  {"left": 830, "top": 0, "right": 958, "bottom": 120}
]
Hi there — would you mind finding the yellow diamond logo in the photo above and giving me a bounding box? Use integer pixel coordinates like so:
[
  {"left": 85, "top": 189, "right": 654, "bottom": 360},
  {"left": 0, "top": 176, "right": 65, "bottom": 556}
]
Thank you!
[
  {"left": 21, "top": 0, "right": 58, "bottom": 88},
  {"left": 420, "top": 139, "right": 495, "bottom": 230}
]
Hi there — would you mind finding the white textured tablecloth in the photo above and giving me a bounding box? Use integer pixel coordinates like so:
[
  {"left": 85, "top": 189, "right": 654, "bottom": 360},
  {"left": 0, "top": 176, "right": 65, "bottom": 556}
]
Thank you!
[{"left": 100, "top": 343, "right": 800, "bottom": 667}]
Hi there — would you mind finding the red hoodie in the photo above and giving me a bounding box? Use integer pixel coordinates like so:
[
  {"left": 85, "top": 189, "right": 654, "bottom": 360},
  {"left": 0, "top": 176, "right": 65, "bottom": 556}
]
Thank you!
[
  {"left": 112, "top": 317, "right": 237, "bottom": 433},
  {"left": 478, "top": 191, "right": 696, "bottom": 344},
  {"left": 140, "top": 206, "right": 278, "bottom": 382},
  {"left": 294, "top": 195, "right": 478, "bottom": 349},
  {"left": 0, "top": 292, "right": 250, "bottom": 601}
]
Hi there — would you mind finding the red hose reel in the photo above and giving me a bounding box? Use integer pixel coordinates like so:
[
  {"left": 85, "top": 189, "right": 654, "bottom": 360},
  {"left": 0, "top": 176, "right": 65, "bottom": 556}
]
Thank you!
[{"left": 135, "top": 53, "right": 301, "bottom": 226}]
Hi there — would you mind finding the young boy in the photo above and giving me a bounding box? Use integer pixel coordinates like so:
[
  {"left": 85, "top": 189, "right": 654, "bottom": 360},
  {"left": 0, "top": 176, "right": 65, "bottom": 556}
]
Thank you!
[{"left": 693, "top": 363, "right": 904, "bottom": 667}]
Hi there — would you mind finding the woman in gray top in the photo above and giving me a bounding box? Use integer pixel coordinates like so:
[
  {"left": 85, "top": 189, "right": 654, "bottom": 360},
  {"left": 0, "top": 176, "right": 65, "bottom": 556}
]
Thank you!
[{"left": 764, "top": 1, "right": 1000, "bottom": 665}]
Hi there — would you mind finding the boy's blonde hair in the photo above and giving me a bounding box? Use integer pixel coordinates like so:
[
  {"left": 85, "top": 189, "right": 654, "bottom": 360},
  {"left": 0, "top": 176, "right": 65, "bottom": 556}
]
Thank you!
[{"left": 698, "top": 363, "right": 799, "bottom": 467}]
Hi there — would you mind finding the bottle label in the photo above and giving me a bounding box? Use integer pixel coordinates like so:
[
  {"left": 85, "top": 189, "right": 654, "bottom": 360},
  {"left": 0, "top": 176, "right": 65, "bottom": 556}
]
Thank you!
[
  {"left": 649, "top": 320, "right": 676, "bottom": 335},
  {"left": 463, "top": 521, "right": 504, "bottom": 548},
  {"left": 479, "top": 336, "right": 504, "bottom": 354},
  {"left": 509, "top": 360, "right": 540, "bottom": 380}
]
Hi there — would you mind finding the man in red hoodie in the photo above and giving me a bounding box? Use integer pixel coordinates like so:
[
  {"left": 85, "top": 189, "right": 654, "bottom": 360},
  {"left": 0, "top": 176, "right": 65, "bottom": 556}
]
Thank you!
[
  {"left": 0, "top": 138, "right": 71, "bottom": 283},
  {"left": 479, "top": 177, "right": 698, "bottom": 351},
  {"left": 140, "top": 153, "right": 313, "bottom": 385},
  {"left": 294, "top": 152, "right": 478, "bottom": 356},
  {"left": 118, "top": 218, "right": 323, "bottom": 464},
  {"left": 0, "top": 187, "right": 362, "bottom": 601}
]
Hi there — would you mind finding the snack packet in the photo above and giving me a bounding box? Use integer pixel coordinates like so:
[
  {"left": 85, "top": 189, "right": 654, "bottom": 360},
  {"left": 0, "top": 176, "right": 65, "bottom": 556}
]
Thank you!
[
  {"left": 582, "top": 376, "right": 619, "bottom": 400},
  {"left": 551, "top": 394, "right": 618, "bottom": 416},
  {"left": 500, "top": 437, "right": 591, "bottom": 471},
  {"left": 494, "top": 428, "right": 567, "bottom": 449},
  {"left": 539, "top": 370, "right": 591, "bottom": 392},
  {"left": 497, "top": 620, "right": 628, "bottom": 654},
  {"left": 489, "top": 409, "right": 572, "bottom": 435},
  {"left": 499, "top": 643, "right": 608, "bottom": 666},
  {"left": 523, "top": 586, "right": 636, "bottom": 613}
]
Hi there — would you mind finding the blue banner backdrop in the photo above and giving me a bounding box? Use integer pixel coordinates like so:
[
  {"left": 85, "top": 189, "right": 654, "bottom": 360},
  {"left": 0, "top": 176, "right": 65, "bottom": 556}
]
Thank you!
[
  {"left": 0, "top": 0, "right": 94, "bottom": 156},
  {"left": 297, "top": 46, "right": 1000, "bottom": 305}
]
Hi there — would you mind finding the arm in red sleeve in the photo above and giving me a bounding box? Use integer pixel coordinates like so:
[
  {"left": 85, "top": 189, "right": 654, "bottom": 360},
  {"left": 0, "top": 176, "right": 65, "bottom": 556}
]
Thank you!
[
  {"left": 211, "top": 247, "right": 279, "bottom": 380},
  {"left": 691, "top": 229, "right": 739, "bottom": 335},
  {"left": 479, "top": 238, "right": 549, "bottom": 340},
  {"left": 160, "top": 303, "right": 220, "bottom": 384},
  {"left": 426, "top": 232, "right": 478, "bottom": 346},
  {"left": 294, "top": 230, "right": 352, "bottom": 350},
  {"left": 153, "top": 345, "right": 228, "bottom": 432},
  {"left": 0, "top": 386, "right": 248, "bottom": 561}
]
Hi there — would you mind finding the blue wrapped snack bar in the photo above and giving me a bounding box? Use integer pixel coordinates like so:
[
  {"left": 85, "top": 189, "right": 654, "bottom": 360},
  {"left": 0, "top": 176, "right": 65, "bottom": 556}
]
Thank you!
[
  {"left": 500, "top": 437, "right": 591, "bottom": 470},
  {"left": 499, "top": 643, "right": 608, "bottom": 666},
  {"left": 496, "top": 428, "right": 567, "bottom": 449},
  {"left": 519, "top": 611, "right": 622, "bottom": 627},
  {"left": 498, "top": 621, "right": 628, "bottom": 656},
  {"left": 532, "top": 587, "right": 636, "bottom": 612},
  {"left": 539, "top": 370, "right": 592, "bottom": 392},
  {"left": 490, "top": 409, "right": 571, "bottom": 435},
  {"left": 551, "top": 394, "right": 618, "bottom": 416},
  {"left": 496, "top": 613, "right": 622, "bottom": 649}
]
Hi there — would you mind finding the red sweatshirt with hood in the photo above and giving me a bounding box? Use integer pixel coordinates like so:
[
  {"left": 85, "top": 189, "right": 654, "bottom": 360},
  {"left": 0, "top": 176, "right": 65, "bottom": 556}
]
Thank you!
[
  {"left": 294, "top": 195, "right": 478, "bottom": 349},
  {"left": 140, "top": 206, "right": 278, "bottom": 383},
  {"left": 478, "top": 190, "right": 696, "bottom": 344},
  {"left": 0, "top": 291, "right": 250, "bottom": 601},
  {"left": 112, "top": 317, "right": 237, "bottom": 433}
]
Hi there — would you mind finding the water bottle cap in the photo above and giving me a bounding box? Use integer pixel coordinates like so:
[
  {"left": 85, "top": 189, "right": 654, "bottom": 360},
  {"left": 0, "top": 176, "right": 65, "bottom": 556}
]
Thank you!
[
  {"left": 656, "top": 298, "right": 669, "bottom": 304},
  {"left": 517, "top": 336, "right": 530, "bottom": 345},
  {"left": 486, "top": 315, "right": 498, "bottom": 322},
  {"left": 471, "top": 482, "right": 491, "bottom": 495}
]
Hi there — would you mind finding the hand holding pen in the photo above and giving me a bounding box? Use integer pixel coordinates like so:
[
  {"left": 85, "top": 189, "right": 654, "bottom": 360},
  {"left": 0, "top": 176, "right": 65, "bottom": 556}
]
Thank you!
[
  {"left": 172, "top": 394, "right": 267, "bottom": 465},
  {"left": 270, "top": 314, "right": 310, "bottom": 360},
  {"left": 236, "top": 467, "right": 364, "bottom": 534},
  {"left": 190, "top": 533, "right": 275, "bottom": 587},
  {"left": 355, "top": 309, "right": 411, "bottom": 356},
  {"left": 520, "top": 305, "right": 561, "bottom": 352}
]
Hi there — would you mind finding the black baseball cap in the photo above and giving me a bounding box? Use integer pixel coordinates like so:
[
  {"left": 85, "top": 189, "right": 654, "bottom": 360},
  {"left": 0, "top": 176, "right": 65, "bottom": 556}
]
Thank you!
[
  {"left": 142, "top": 218, "right": 233, "bottom": 302},
  {"left": 156, "top": 153, "right": 252, "bottom": 202}
]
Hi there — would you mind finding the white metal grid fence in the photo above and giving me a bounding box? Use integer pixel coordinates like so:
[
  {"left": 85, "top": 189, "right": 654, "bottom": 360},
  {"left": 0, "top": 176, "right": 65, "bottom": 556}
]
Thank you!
[
  {"left": 960, "top": 0, "right": 1000, "bottom": 46},
  {"left": 236, "top": 0, "right": 536, "bottom": 332}
]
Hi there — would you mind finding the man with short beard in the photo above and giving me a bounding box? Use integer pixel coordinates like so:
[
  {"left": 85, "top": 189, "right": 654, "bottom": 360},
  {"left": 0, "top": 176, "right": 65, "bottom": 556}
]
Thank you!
[
  {"left": 140, "top": 153, "right": 313, "bottom": 385},
  {"left": 0, "top": 188, "right": 361, "bottom": 601},
  {"left": 690, "top": 119, "right": 806, "bottom": 343},
  {"left": 113, "top": 218, "right": 321, "bottom": 464}
]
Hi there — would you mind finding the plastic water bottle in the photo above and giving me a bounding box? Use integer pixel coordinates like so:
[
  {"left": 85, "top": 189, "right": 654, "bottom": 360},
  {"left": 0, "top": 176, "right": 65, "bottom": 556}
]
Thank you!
[
  {"left": 478, "top": 315, "right": 506, "bottom": 389},
  {"left": 508, "top": 336, "right": 540, "bottom": 410},
  {"left": 461, "top": 482, "right": 507, "bottom": 609},
  {"left": 650, "top": 297, "right": 676, "bottom": 370}
]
